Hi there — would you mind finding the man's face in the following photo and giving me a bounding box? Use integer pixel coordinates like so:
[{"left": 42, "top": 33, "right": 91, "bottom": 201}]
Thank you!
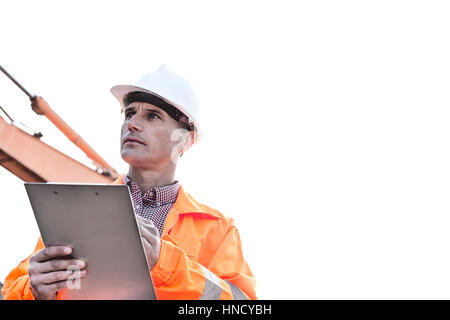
[{"left": 120, "top": 101, "right": 182, "bottom": 169}]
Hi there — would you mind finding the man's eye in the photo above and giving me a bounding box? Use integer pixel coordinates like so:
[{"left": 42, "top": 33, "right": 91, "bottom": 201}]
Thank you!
[
  {"left": 125, "top": 111, "right": 134, "bottom": 119},
  {"left": 147, "top": 112, "right": 161, "bottom": 120}
]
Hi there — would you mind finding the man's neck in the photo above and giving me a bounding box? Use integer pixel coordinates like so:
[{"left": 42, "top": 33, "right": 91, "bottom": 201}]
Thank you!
[{"left": 127, "top": 166, "right": 176, "bottom": 193}]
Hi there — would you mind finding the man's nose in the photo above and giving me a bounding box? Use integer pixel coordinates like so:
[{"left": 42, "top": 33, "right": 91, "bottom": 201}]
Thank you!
[{"left": 127, "top": 115, "right": 143, "bottom": 132}]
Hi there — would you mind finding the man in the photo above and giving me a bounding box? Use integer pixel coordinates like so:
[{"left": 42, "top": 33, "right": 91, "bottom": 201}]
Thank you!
[{"left": 1, "top": 65, "right": 256, "bottom": 300}]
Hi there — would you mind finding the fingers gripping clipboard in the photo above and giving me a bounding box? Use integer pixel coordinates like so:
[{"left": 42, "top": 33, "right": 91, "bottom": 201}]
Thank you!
[{"left": 24, "top": 183, "right": 157, "bottom": 300}]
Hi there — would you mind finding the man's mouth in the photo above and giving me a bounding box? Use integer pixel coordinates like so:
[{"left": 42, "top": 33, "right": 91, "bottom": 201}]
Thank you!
[{"left": 123, "top": 137, "right": 146, "bottom": 145}]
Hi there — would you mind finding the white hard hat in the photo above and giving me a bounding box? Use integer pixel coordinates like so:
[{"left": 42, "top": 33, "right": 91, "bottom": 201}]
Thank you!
[{"left": 111, "top": 65, "right": 202, "bottom": 144}]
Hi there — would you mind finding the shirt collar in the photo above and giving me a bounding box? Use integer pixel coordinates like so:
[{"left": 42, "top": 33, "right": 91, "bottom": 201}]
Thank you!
[
  {"left": 113, "top": 174, "right": 222, "bottom": 219},
  {"left": 124, "top": 174, "right": 179, "bottom": 207}
]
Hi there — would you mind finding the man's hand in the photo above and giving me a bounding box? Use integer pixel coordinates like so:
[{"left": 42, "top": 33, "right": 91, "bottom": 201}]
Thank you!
[
  {"left": 136, "top": 216, "right": 161, "bottom": 270},
  {"left": 28, "top": 246, "right": 87, "bottom": 300}
]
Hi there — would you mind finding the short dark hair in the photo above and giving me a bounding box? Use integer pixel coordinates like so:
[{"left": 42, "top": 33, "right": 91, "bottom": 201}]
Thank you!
[{"left": 124, "top": 91, "right": 181, "bottom": 120}]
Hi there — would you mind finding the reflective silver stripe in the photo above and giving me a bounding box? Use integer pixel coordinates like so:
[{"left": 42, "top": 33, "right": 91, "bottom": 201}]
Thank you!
[
  {"left": 225, "top": 280, "right": 248, "bottom": 300},
  {"left": 198, "top": 265, "right": 223, "bottom": 300}
]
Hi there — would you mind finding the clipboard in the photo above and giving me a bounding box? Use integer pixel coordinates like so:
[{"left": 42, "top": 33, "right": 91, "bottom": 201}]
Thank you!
[{"left": 24, "top": 182, "right": 157, "bottom": 300}]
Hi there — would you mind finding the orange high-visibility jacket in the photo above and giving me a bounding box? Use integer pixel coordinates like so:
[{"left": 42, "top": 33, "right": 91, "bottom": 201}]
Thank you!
[{"left": 2, "top": 175, "right": 256, "bottom": 300}]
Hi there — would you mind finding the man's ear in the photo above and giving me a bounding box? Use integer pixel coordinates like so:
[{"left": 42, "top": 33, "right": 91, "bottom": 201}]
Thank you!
[
  {"left": 179, "top": 130, "right": 194, "bottom": 154},
  {"left": 171, "top": 128, "right": 193, "bottom": 162}
]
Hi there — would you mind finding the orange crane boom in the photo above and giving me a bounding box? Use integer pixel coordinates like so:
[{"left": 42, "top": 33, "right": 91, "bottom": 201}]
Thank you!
[
  {"left": 30, "top": 96, "right": 119, "bottom": 178},
  {"left": 0, "top": 64, "right": 118, "bottom": 183},
  {"left": 0, "top": 115, "right": 113, "bottom": 183}
]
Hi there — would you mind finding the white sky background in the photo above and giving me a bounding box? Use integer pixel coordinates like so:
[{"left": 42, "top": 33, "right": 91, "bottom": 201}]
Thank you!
[{"left": 0, "top": 0, "right": 450, "bottom": 299}]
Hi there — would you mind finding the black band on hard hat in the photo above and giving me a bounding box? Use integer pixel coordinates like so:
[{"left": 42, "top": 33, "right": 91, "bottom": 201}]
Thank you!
[{"left": 124, "top": 91, "right": 184, "bottom": 122}]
